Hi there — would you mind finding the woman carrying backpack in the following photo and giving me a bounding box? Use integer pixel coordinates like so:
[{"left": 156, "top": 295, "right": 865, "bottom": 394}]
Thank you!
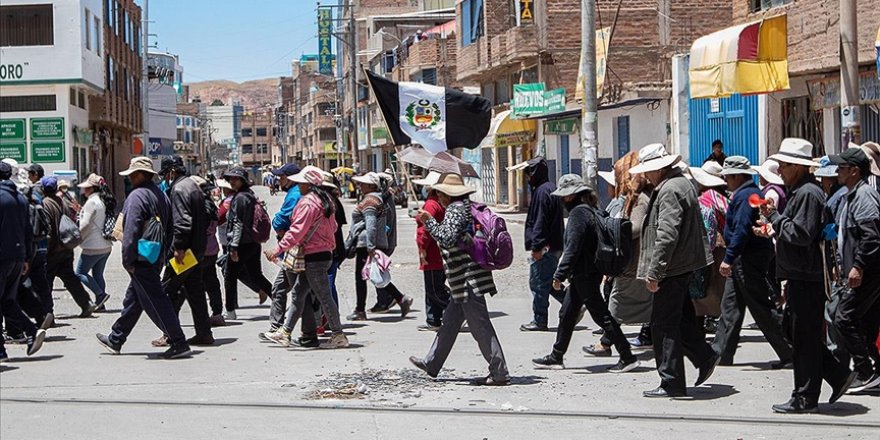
[
  {"left": 531, "top": 174, "right": 639, "bottom": 373},
  {"left": 222, "top": 167, "right": 273, "bottom": 320},
  {"left": 410, "top": 173, "right": 509, "bottom": 386},
  {"left": 75, "top": 174, "right": 114, "bottom": 311}
]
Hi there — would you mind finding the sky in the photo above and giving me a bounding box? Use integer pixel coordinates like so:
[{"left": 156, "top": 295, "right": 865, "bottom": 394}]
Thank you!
[{"left": 146, "top": 0, "right": 337, "bottom": 83}]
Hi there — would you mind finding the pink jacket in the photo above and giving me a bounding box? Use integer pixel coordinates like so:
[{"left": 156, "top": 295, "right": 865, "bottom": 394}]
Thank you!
[{"left": 275, "top": 192, "right": 337, "bottom": 256}]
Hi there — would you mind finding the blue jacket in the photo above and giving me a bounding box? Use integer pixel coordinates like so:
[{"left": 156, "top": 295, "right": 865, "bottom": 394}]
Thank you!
[
  {"left": 524, "top": 162, "right": 564, "bottom": 253},
  {"left": 121, "top": 182, "right": 172, "bottom": 269},
  {"left": 272, "top": 185, "right": 301, "bottom": 233},
  {"left": 723, "top": 180, "right": 772, "bottom": 264},
  {"left": 0, "top": 180, "right": 33, "bottom": 262}
]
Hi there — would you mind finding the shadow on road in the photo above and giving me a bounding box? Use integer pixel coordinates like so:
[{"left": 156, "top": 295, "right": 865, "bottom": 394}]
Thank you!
[
  {"left": 0, "top": 365, "right": 20, "bottom": 373},
  {"left": 685, "top": 384, "right": 739, "bottom": 400},
  {"left": 370, "top": 316, "right": 418, "bottom": 323},
  {"left": 5, "top": 354, "right": 64, "bottom": 363},
  {"left": 818, "top": 401, "right": 871, "bottom": 417},
  {"left": 44, "top": 335, "right": 76, "bottom": 343},
  {"left": 100, "top": 350, "right": 205, "bottom": 359}
]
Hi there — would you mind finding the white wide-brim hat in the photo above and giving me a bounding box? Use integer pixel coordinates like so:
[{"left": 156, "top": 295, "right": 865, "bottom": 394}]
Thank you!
[
  {"left": 628, "top": 143, "right": 681, "bottom": 174},
  {"left": 688, "top": 167, "right": 726, "bottom": 188},
  {"left": 598, "top": 170, "right": 616, "bottom": 186},
  {"left": 431, "top": 173, "right": 475, "bottom": 197},
  {"left": 768, "top": 138, "right": 817, "bottom": 167},
  {"left": 352, "top": 172, "right": 383, "bottom": 186},
  {"left": 412, "top": 171, "right": 441, "bottom": 187},
  {"left": 751, "top": 160, "right": 784, "bottom": 185}
]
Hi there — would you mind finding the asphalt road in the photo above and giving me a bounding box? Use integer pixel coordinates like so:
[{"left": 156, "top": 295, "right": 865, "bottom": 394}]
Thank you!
[{"left": 2, "top": 185, "right": 877, "bottom": 439}]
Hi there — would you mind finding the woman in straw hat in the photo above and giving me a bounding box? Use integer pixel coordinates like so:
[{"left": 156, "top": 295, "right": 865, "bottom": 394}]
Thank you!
[
  {"left": 411, "top": 173, "right": 509, "bottom": 385},
  {"left": 74, "top": 174, "right": 115, "bottom": 312}
]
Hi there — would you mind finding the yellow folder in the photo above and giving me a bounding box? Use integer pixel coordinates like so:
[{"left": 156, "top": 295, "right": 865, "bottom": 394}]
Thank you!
[{"left": 170, "top": 249, "right": 198, "bottom": 275}]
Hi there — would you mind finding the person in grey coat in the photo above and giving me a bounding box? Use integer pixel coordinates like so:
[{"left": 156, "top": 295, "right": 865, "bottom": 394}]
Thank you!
[{"left": 629, "top": 143, "right": 719, "bottom": 398}]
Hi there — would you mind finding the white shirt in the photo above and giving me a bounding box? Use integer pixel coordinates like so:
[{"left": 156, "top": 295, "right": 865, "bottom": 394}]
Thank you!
[{"left": 79, "top": 192, "right": 113, "bottom": 254}]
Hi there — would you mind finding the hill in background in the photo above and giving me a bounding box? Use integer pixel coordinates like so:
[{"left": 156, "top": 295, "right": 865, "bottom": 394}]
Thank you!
[{"left": 187, "top": 78, "right": 279, "bottom": 111}]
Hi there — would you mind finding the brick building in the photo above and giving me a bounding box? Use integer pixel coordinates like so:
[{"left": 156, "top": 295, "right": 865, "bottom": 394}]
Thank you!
[
  {"left": 239, "top": 110, "right": 275, "bottom": 172},
  {"left": 287, "top": 55, "right": 338, "bottom": 168}
]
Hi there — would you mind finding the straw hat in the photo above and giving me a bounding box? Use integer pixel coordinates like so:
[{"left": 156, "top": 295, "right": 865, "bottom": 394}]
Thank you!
[
  {"left": 320, "top": 171, "right": 338, "bottom": 189},
  {"left": 58, "top": 180, "right": 71, "bottom": 190},
  {"left": 751, "top": 159, "right": 784, "bottom": 185},
  {"left": 290, "top": 165, "right": 325, "bottom": 186},
  {"left": 688, "top": 167, "right": 726, "bottom": 188},
  {"left": 628, "top": 144, "right": 681, "bottom": 174},
  {"left": 431, "top": 173, "right": 475, "bottom": 197},
  {"left": 119, "top": 156, "right": 157, "bottom": 176},
  {"left": 701, "top": 161, "right": 723, "bottom": 177},
  {"left": 216, "top": 178, "right": 232, "bottom": 190},
  {"left": 77, "top": 173, "right": 105, "bottom": 189},
  {"left": 551, "top": 174, "right": 594, "bottom": 197},
  {"left": 768, "top": 138, "right": 817, "bottom": 167},
  {"left": 859, "top": 141, "right": 880, "bottom": 176},
  {"left": 412, "top": 171, "right": 442, "bottom": 187},
  {"left": 352, "top": 172, "right": 383, "bottom": 186}
]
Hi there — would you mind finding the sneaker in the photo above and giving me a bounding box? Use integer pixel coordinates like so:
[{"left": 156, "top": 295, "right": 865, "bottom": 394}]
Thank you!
[
  {"left": 160, "top": 343, "right": 193, "bottom": 360},
  {"left": 369, "top": 303, "right": 391, "bottom": 313},
  {"left": 399, "top": 296, "right": 414, "bottom": 318},
  {"left": 95, "top": 294, "right": 111, "bottom": 310},
  {"left": 532, "top": 353, "right": 564, "bottom": 370},
  {"left": 627, "top": 337, "right": 652, "bottom": 349},
  {"left": 6, "top": 332, "right": 27, "bottom": 344},
  {"left": 847, "top": 372, "right": 878, "bottom": 394},
  {"left": 520, "top": 321, "right": 549, "bottom": 332},
  {"left": 187, "top": 334, "right": 215, "bottom": 346},
  {"left": 26, "top": 329, "right": 46, "bottom": 356},
  {"left": 210, "top": 314, "right": 226, "bottom": 327},
  {"left": 347, "top": 310, "right": 367, "bottom": 321},
  {"left": 418, "top": 324, "right": 440, "bottom": 332},
  {"left": 592, "top": 328, "right": 605, "bottom": 336},
  {"left": 582, "top": 343, "right": 612, "bottom": 357},
  {"left": 291, "top": 337, "right": 319, "bottom": 348},
  {"left": 95, "top": 333, "right": 121, "bottom": 354},
  {"left": 608, "top": 358, "right": 641, "bottom": 373},
  {"left": 224, "top": 310, "right": 237, "bottom": 320},
  {"left": 772, "top": 397, "right": 819, "bottom": 414},
  {"left": 258, "top": 326, "right": 279, "bottom": 341},
  {"left": 266, "top": 328, "right": 292, "bottom": 346},
  {"left": 319, "top": 333, "right": 350, "bottom": 349},
  {"left": 39, "top": 312, "right": 55, "bottom": 331},
  {"left": 151, "top": 335, "right": 169, "bottom": 347}
]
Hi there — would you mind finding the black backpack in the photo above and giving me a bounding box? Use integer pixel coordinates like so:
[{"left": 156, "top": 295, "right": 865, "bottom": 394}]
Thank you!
[
  {"left": 26, "top": 188, "right": 51, "bottom": 241},
  {"left": 592, "top": 207, "right": 633, "bottom": 277}
]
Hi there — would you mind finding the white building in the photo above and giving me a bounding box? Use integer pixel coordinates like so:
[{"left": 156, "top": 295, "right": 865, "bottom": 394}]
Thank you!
[
  {"left": 0, "top": 0, "right": 105, "bottom": 181},
  {"left": 146, "top": 51, "right": 182, "bottom": 158},
  {"left": 206, "top": 103, "right": 243, "bottom": 166}
]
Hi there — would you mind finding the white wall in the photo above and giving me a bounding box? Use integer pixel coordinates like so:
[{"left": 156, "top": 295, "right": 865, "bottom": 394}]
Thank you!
[
  {"left": 0, "top": 84, "right": 77, "bottom": 175},
  {"left": 0, "top": 0, "right": 104, "bottom": 90},
  {"left": 598, "top": 100, "right": 670, "bottom": 161},
  {"left": 148, "top": 84, "right": 177, "bottom": 142}
]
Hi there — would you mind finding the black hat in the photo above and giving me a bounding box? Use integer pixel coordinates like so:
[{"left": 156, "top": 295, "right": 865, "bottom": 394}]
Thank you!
[
  {"left": 0, "top": 162, "right": 12, "bottom": 180},
  {"left": 27, "top": 164, "right": 45, "bottom": 176},
  {"left": 272, "top": 163, "right": 301, "bottom": 177},
  {"left": 159, "top": 155, "right": 185, "bottom": 175},
  {"left": 223, "top": 167, "right": 250, "bottom": 184},
  {"left": 830, "top": 148, "right": 870, "bottom": 174}
]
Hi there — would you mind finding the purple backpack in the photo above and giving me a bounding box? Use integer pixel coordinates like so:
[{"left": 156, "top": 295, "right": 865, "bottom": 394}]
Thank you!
[{"left": 463, "top": 202, "right": 514, "bottom": 271}]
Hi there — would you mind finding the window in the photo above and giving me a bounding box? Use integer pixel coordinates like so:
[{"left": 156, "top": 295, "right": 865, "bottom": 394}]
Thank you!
[
  {"left": 0, "top": 5, "right": 54, "bottom": 46},
  {"left": 107, "top": 57, "right": 114, "bottom": 92},
  {"left": 412, "top": 68, "right": 437, "bottom": 85},
  {"left": 256, "top": 127, "right": 267, "bottom": 137},
  {"left": 241, "top": 128, "right": 253, "bottom": 137},
  {"left": 123, "top": 68, "right": 129, "bottom": 101},
  {"left": 84, "top": 9, "right": 91, "bottom": 50},
  {"left": 782, "top": 96, "right": 825, "bottom": 157},
  {"left": 70, "top": 88, "right": 77, "bottom": 107},
  {"left": 241, "top": 144, "right": 253, "bottom": 154},
  {"left": 0, "top": 95, "right": 57, "bottom": 112},
  {"left": 614, "top": 116, "right": 630, "bottom": 160},
  {"left": 78, "top": 90, "right": 86, "bottom": 109},
  {"left": 93, "top": 17, "right": 101, "bottom": 53},
  {"left": 751, "top": 0, "right": 792, "bottom": 12},
  {"left": 460, "top": 0, "right": 484, "bottom": 47},
  {"left": 257, "top": 144, "right": 268, "bottom": 154}
]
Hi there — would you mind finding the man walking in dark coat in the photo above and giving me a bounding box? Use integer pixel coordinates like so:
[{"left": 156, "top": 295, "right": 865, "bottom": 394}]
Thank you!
[
  {"left": 521, "top": 157, "right": 565, "bottom": 331},
  {"left": 712, "top": 156, "right": 792, "bottom": 367},
  {"left": 96, "top": 157, "right": 192, "bottom": 359}
]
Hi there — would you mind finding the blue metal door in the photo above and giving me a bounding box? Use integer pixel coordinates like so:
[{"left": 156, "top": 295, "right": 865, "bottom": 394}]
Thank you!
[
  {"left": 616, "top": 116, "right": 630, "bottom": 160},
  {"left": 689, "top": 94, "right": 759, "bottom": 165},
  {"left": 560, "top": 135, "right": 570, "bottom": 175}
]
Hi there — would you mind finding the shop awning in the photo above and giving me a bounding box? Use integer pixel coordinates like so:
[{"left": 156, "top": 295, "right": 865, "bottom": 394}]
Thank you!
[
  {"left": 478, "top": 110, "right": 536, "bottom": 148},
  {"left": 689, "top": 14, "right": 789, "bottom": 99}
]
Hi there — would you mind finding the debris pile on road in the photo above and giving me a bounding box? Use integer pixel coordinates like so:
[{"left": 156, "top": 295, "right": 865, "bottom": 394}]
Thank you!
[{"left": 305, "top": 368, "right": 442, "bottom": 400}]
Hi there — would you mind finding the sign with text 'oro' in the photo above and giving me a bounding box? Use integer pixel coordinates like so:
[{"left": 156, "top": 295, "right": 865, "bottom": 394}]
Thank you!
[{"left": 318, "top": 8, "right": 333, "bottom": 75}]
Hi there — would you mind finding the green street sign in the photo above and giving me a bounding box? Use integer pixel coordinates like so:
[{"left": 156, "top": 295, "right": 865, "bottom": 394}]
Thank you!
[
  {"left": 31, "top": 141, "right": 65, "bottom": 163},
  {"left": 0, "top": 119, "right": 25, "bottom": 141},
  {"left": 544, "top": 118, "right": 578, "bottom": 135},
  {"left": 31, "top": 117, "right": 65, "bottom": 140},
  {"left": 544, "top": 88, "right": 566, "bottom": 114},
  {"left": 512, "top": 83, "right": 546, "bottom": 117},
  {"left": 0, "top": 142, "right": 26, "bottom": 161}
]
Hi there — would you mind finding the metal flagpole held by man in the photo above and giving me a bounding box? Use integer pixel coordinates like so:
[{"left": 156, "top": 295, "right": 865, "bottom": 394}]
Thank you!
[{"left": 581, "top": 0, "right": 598, "bottom": 189}]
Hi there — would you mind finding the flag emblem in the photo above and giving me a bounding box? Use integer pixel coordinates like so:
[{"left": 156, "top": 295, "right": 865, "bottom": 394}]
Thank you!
[{"left": 406, "top": 99, "right": 441, "bottom": 131}]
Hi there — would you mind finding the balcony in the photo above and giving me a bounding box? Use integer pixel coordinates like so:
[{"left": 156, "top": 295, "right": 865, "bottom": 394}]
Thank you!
[
  {"left": 314, "top": 114, "right": 335, "bottom": 130},
  {"left": 456, "top": 25, "right": 539, "bottom": 82}
]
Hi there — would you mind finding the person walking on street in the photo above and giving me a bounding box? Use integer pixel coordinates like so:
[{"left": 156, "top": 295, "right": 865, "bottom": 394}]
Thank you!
[
  {"left": 263, "top": 163, "right": 301, "bottom": 336},
  {"left": 521, "top": 157, "right": 565, "bottom": 332},
  {"left": 263, "top": 166, "right": 349, "bottom": 349},
  {"left": 532, "top": 174, "right": 639, "bottom": 373},
  {"left": 414, "top": 172, "right": 450, "bottom": 332},
  {"left": 156, "top": 156, "right": 214, "bottom": 347},
  {"left": 410, "top": 173, "right": 509, "bottom": 385},
  {"left": 761, "top": 138, "right": 856, "bottom": 413},
  {"left": 346, "top": 172, "right": 413, "bottom": 321},
  {"left": 711, "top": 157, "right": 792, "bottom": 367},
  {"left": 223, "top": 167, "right": 273, "bottom": 320},
  {"left": 0, "top": 162, "right": 46, "bottom": 362},
  {"left": 192, "top": 176, "right": 225, "bottom": 327},
  {"left": 629, "top": 143, "right": 720, "bottom": 398},
  {"left": 828, "top": 147, "right": 880, "bottom": 392},
  {"left": 41, "top": 176, "right": 97, "bottom": 318},
  {"left": 96, "top": 157, "right": 192, "bottom": 359},
  {"left": 74, "top": 174, "right": 114, "bottom": 311}
]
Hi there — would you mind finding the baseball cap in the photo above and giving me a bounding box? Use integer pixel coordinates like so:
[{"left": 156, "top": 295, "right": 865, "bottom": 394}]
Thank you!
[
  {"left": 829, "top": 148, "right": 870, "bottom": 174},
  {"left": 272, "top": 163, "right": 301, "bottom": 177},
  {"left": 158, "top": 155, "right": 185, "bottom": 175},
  {"left": 40, "top": 176, "right": 58, "bottom": 192},
  {"left": 0, "top": 161, "right": 12, "bottom": 180},
  {"left": 27, "top": 164, "right": 45, "bottom": 176}
]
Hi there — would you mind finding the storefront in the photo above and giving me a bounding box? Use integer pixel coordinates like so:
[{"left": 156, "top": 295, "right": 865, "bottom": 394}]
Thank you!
[{"left": 475, "top": 109, "right": 536, "bottom": 210}]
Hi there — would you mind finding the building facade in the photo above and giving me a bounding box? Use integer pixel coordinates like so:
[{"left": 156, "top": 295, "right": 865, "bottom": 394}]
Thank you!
[
  {"left": 239, "top": 110, "right": 275, "bottom": 173},
  {"left": 206, "top": 103, "right": 243, "bottom": 168}
]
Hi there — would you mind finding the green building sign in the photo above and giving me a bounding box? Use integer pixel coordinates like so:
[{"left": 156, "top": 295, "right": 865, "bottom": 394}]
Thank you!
[
  {"left": 0, "top": 119, "right": 26, "bottom": 141},
  {"left": 32, "top": 141, "right": 65, "bottom": 163},
  {"left": 0, "top": 142, "right": 26, "bottom": 161},
  {"left": 512, "top": 83, "right": 567, "bottom": 118},
  {"left": 31, "top": 117, "right": 65, "bottom": 140}
]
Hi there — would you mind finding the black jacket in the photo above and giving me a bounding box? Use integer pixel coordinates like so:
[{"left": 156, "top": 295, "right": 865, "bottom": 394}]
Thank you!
[
  {"left": 769, "top": 176, "right": 825, "bottom": 282},
  {"left": 167, "top": 175, "right": 207, "bottom": 257},
  {"left": 723, "top": 181, "right": 772, "bottom": 264},
  {"left": 0, "top": 180, "right": 33, "bottom": 262},
  {"left": 838, "top": 180, "right": 880, "bottom": 274},
  {"left": 524, "top": 161, "right": 564, "bottom": 252},
  {"left": 122, "top": 182, "right": 172, "bottom": 269},
  {"left": 554, "top": 204, "right": 599, "bottom": 282},
  {"left": 227, "top": 187, "right": 257, "bottom": 248}
]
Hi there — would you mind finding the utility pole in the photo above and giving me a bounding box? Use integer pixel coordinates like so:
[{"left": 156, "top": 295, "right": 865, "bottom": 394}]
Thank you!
[
  {"left": 141, "top": 0, "right": 150, "bottom": 152},
  {"left": 580, "top": 0, "right": 598, "bottom": 188},
  {"left": 348, "top": 0, "right": 358, "bottom": 171},
  {"left": 839, "top": 0, "right": 860, "bottom": 148}
]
